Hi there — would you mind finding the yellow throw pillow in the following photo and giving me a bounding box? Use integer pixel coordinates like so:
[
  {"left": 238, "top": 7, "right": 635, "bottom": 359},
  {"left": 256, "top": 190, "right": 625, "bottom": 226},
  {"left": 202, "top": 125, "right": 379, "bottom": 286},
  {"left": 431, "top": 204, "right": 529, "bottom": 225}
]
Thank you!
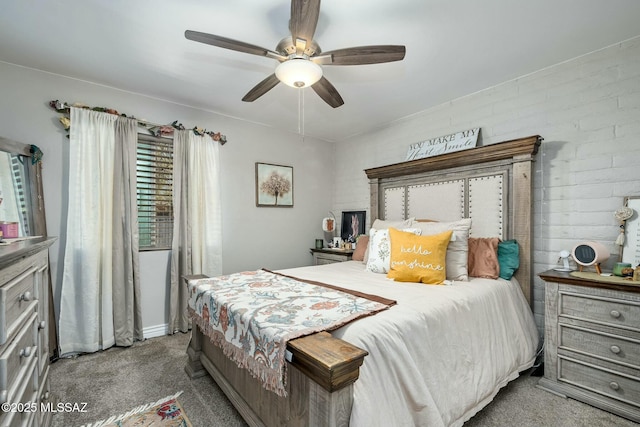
[{"left": 387, "top": 228, "right": 453, "bottom": 284}]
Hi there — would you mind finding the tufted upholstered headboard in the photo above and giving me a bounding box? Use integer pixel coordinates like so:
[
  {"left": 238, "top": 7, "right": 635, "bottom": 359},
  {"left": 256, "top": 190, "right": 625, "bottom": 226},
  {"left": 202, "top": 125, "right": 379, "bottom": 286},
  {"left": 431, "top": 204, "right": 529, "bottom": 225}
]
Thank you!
[{"left": 364, "top": 135, "right": 541, "bottom": 305}]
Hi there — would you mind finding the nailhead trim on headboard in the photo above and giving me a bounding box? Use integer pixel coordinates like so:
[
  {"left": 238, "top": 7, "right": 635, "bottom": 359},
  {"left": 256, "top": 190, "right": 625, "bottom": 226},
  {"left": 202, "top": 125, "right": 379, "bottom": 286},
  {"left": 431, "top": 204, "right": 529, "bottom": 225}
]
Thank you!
[
  {"left": 365, "top": 135, "right": 542, "bottom": 306},
  {"left": 469, "top": 175, "right": 504, "bottom": 238}
]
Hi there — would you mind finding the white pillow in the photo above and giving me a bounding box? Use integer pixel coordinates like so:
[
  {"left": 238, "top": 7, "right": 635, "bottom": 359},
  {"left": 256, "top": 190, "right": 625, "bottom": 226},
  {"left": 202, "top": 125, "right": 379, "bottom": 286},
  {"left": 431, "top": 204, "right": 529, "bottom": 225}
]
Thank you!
[
  {"left": 370, "top": 217, "right": 414, "bottom": 230},
  {"left": 363, "top": 218, "right": 415, "bottom": 263},
  {"left": 410, "top": 218, "right": 472, "bottom": 281},
  {"left": 366, "top": 227, "right": 421, "bottom": 274}
]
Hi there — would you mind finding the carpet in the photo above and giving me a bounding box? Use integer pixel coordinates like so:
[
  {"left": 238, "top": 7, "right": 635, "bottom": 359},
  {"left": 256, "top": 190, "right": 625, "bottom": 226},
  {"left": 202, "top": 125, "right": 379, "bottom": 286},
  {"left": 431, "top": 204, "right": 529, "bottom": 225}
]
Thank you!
[{"left": 79, "top": 391, "right": 192, "bottom": 427}]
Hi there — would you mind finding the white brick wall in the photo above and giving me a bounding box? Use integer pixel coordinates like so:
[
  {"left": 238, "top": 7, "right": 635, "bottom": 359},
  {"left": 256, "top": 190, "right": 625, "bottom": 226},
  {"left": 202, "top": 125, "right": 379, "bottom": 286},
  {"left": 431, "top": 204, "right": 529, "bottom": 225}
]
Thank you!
[{"left": 333, "top": 36, "right": 640, "bottom": 338}]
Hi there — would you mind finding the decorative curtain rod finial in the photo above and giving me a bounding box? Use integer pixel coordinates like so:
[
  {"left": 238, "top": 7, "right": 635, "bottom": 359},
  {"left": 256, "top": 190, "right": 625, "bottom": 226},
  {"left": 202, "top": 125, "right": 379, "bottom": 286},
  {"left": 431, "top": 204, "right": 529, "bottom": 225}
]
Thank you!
[{"left": 29, "top": 145, "right": 43, "bottom": 164}]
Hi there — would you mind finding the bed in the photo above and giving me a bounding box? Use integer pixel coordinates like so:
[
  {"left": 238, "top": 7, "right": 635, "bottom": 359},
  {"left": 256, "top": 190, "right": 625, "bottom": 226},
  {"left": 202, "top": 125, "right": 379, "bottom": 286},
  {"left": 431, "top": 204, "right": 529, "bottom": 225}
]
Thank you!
[{"left": 185, "top": 135, "right": 542, "bottom": 426}]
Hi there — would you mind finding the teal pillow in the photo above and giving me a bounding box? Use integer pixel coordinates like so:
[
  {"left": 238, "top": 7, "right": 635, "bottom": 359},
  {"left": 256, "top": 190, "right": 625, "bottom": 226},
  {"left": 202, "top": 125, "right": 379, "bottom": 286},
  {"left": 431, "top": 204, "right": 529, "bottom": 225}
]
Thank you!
[{"left": 498, "top": 239, "right": 519, "bottom": 280}]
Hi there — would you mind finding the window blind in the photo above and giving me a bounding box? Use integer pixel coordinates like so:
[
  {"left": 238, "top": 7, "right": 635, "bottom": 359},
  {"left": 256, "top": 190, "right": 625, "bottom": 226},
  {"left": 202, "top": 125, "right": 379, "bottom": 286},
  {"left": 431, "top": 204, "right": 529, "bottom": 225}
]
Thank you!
[{"left": 136, "top": 134, "right": 173, "bottom": 250}]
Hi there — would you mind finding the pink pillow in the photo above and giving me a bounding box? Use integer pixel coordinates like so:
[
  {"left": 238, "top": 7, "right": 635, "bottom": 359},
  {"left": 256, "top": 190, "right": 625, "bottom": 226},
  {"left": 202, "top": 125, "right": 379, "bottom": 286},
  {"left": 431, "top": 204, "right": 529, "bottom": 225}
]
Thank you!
[
  {"left": 352, "top": 235, "right": 369, "bottom": 261},
  {"left": 468, "top": 237, "right": 500, "bottom": 279}
]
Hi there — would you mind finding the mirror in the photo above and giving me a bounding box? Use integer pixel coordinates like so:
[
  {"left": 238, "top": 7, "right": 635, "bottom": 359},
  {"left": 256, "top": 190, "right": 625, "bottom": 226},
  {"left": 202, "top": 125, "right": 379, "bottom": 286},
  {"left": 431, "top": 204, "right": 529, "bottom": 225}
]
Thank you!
[
  {"left": 0, "top": 136, "right": 46, "bottom": 238},
  {"left": 0, "top": 151, "right": 34, "bottom": 236},
  {"left": 621, "top": 196, "right": 640, "bottom": 267}
]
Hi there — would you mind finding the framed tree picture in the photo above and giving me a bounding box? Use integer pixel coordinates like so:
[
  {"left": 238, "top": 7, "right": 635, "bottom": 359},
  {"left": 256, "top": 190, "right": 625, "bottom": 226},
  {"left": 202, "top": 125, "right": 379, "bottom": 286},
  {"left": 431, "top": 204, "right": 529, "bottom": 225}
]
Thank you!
[
  {"left": 341, "top": 210, "right": 366, "bottom": 242},
  {"left": 255, "top": 162, "right": 294, "bottom": 207}
]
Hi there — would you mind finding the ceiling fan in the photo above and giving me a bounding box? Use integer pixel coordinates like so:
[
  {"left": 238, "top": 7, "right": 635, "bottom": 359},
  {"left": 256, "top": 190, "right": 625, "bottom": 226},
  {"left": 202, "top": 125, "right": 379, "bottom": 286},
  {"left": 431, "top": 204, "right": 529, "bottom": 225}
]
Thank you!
[{"left": 185, "top": 0, "right": 406, "bottom": 108}]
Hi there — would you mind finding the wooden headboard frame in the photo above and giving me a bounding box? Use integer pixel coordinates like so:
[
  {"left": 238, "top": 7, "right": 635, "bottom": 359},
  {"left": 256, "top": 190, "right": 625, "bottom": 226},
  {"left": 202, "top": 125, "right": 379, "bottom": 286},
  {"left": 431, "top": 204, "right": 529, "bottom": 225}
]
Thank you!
[{"left": 364, "top": 135, "right": 542, "bottom": 305}]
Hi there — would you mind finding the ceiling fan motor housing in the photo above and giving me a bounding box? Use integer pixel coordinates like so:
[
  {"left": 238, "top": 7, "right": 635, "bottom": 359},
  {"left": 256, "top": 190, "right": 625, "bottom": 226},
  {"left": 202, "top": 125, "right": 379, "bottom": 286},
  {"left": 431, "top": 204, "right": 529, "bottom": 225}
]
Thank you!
[{"left": 276, "top": 37, "right": 320, "bottom": 57}]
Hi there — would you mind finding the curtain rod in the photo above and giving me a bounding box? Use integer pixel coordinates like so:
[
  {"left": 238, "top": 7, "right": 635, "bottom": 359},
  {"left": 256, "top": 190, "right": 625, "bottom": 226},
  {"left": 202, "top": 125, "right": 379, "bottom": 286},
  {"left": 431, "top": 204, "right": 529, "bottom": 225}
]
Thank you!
[
  {"left": 57, "top": 102, "right": 164, "bottom": 128},
  {"left": 49, "top": 100, "right": 228, "bottom": 144}
]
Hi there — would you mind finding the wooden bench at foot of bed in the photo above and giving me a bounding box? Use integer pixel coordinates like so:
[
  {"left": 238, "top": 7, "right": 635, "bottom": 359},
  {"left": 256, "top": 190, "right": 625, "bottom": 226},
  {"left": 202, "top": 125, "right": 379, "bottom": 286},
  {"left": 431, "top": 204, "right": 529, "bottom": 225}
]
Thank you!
[{"left": 184, "top": 274, "right": 368, "bottom": 427}]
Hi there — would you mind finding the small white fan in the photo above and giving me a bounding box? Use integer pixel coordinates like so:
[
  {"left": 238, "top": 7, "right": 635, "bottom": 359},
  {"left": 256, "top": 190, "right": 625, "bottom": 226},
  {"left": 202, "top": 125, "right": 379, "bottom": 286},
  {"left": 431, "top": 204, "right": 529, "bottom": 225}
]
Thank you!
[{"left": 554, "top": 250, "right": 572, "bottom": 272}]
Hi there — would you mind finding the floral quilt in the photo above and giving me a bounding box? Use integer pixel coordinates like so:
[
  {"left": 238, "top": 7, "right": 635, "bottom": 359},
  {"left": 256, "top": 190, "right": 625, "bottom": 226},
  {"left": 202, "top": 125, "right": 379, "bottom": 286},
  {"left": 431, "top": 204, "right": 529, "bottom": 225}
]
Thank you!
[{"left": 187, "top": 269, "right": 395, "bottom": 397}]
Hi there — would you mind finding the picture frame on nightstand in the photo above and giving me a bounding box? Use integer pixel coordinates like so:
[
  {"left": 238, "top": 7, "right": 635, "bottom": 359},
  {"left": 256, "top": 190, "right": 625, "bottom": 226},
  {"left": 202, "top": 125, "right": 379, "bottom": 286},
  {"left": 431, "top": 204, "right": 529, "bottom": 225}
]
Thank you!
[{"left": 341, "top": 210, "right": 366, "bottom": 242}]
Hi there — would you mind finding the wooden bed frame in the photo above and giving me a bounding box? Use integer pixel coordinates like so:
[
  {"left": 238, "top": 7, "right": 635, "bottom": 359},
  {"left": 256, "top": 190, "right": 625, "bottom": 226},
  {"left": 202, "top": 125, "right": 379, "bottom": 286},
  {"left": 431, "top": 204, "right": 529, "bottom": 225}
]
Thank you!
[{"left": 185, "top": 135, "right": 541, "bottom": 426}]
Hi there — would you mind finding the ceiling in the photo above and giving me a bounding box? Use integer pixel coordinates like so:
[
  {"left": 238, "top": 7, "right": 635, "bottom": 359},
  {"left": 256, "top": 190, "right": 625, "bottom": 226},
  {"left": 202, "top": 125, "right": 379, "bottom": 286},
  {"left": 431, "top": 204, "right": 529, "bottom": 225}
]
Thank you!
[{"left": 2, "top": 1, "right": 640, "bottom": 142}]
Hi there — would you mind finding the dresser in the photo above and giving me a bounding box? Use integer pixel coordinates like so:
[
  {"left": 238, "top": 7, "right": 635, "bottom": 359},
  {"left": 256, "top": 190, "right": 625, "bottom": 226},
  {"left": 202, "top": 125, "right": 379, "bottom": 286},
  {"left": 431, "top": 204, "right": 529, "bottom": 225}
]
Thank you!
[
  {"left": 538, "top": 269, "right": 640, "bottom": 423},
  {"left": 0, "top": 238, "right": 56, "bottom": 427},
  {"left": 310, "top": 248, "right": 354, "bottom": 265}
]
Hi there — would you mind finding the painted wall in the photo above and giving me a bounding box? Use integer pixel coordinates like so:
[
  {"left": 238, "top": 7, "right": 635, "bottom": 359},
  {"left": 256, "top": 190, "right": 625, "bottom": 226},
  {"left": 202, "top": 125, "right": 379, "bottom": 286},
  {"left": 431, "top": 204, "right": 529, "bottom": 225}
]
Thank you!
[
  {"left": 332, "top": 37, "right": 640, "bottom": 337},
  {"left": 0, "top": 61, "right": 334, "bottom": 336}
]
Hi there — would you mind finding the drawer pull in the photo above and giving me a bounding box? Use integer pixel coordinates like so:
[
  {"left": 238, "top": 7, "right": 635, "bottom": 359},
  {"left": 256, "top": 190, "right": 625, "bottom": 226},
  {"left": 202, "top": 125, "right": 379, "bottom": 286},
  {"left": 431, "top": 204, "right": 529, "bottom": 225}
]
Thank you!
[
  {"left": 610, "top": 310, "right": 621, "bottom": 319},
  {"left": 610, "top": 345, "right": 621, "bottom": 354},
  {"left": 609, "top": 381, "right": 620, "bottom": 391},
  {"left": 43, "top": 391, "right": 50, "bottom": 401},
  {"left": 19, "top": 291, "right": 33, "bottom": 302},
  {"left": 39, "top": 321, "right": 46, "bottom": 330},
  {"left": 0, "top": 390, "right": 7, "bottom": 404},
  {"left": 19, "top": 346, "right": 32, "bottom": 358}
]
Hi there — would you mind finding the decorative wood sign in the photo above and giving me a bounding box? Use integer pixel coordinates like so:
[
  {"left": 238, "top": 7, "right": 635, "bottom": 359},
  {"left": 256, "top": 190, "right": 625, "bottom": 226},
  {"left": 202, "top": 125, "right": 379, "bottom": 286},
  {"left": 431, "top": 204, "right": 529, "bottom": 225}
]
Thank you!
[{"left": 405, "top": 128, "right": 480, "bottom": 161}]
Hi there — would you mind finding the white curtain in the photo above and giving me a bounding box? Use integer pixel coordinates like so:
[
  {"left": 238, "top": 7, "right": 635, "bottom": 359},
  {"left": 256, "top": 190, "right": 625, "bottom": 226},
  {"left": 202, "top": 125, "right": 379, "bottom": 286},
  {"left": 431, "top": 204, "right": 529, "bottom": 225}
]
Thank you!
[
  {"left": 169, "top": 130, "right": 222, "bottom": 333},
  {"left": 58, "top": 108, "right": 142, "bottom": 355}
]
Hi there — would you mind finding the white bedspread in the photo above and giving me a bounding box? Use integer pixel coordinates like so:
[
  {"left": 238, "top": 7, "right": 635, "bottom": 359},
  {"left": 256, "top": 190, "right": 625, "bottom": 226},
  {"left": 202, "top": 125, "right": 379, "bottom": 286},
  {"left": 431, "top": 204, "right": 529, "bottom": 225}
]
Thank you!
[{"left": 280, "top": 261, "right": 539, "bottom": 427}]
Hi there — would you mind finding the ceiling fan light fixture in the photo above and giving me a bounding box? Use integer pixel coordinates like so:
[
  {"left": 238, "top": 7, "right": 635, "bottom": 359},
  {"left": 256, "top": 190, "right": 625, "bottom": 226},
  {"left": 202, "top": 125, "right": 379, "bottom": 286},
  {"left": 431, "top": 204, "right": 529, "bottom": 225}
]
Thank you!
[{"left": 275, "top": 58, "right": 322, "bottom": 88}]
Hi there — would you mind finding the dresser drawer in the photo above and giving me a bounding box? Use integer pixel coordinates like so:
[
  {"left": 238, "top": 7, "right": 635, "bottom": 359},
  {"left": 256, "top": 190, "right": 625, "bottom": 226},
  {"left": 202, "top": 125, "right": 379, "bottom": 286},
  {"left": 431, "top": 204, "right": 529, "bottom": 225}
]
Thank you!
[
  {"left": 0, "top": 266, "right": 38, "bottom": 345},
  {"left": 560, "top": 324, "right": 640, "bottom": 368},
  {"left": 312, "top": 251, "right": 352, "bottom": 265},
  {"left": 560, "top": 291, "right": 640, "bottom": 331},
  {"left": 0, "top": 312, "right": 38, "bottom": 404},
  {"left": 315, "top": 257, "right": 341, "bottom": 265},
  {"left": 559, "top": 356, "right": 640, "bottom": 407},
  {"left": 37, "top": 368, "right": 52, "bottom": 427},
  {"left": 0, "top": 356, "right": 38, "bottom": 427}
]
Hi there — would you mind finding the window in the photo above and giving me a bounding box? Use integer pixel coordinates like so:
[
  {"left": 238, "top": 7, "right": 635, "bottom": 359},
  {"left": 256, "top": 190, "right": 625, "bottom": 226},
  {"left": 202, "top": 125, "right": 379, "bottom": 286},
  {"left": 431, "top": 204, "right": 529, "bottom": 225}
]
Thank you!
[{"left": 136, "top": 134, "right": 173, "bottom": 250}]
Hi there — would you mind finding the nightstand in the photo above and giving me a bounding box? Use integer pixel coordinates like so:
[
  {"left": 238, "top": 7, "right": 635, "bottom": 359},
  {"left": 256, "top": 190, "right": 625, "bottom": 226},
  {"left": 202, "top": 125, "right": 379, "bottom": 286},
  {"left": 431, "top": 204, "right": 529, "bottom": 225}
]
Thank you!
[
  {"left": 310, "top": 248, "right": 354, "bottom": 265},
  {"left": 538, "top": 269, "right": 640, "bottom": 423}
]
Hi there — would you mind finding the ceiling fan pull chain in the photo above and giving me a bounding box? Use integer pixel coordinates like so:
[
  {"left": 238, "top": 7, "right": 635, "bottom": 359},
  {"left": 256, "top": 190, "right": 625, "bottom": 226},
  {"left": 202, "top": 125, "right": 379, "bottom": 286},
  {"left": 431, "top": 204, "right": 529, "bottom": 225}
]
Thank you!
[
  {"left": 298, "top": 88, "right": 301, "bottom": 136},
  {"left": 298, "top": 88, "right": 306, "bottom": 140}
]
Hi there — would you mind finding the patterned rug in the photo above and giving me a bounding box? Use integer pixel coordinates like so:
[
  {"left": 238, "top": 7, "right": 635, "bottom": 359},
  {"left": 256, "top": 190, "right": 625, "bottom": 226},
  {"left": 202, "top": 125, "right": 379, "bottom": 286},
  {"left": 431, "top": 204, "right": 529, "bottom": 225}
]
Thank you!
[{"left": 80, "top": 392, "right": 192, "bottom": 427}]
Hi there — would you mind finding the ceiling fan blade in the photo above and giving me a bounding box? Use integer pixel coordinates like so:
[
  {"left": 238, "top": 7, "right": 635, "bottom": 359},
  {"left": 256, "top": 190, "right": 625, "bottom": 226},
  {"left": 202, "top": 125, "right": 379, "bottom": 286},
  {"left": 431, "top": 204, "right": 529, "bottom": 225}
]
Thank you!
[
  {"left": 290, "top": 0, "right": 321, "bottom": 54},
  {"left": 312, "top": 77, "right": 344, "bottom": 108},
  {"left": 314, "top": 45, "right": 406, "bottom": 65},
  {"left": 242, "top": 74, "right": 281, "bottom": 102},
  {"left": 185, "top": 30, "right": 286, "bottom": 61}
]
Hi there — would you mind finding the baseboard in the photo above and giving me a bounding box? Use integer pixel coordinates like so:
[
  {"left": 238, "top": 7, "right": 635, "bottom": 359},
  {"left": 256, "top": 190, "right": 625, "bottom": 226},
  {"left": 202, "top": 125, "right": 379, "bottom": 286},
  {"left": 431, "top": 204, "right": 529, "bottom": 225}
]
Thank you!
[{"left": 143, "top": 324, "right": 169, "bottom": 339}]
